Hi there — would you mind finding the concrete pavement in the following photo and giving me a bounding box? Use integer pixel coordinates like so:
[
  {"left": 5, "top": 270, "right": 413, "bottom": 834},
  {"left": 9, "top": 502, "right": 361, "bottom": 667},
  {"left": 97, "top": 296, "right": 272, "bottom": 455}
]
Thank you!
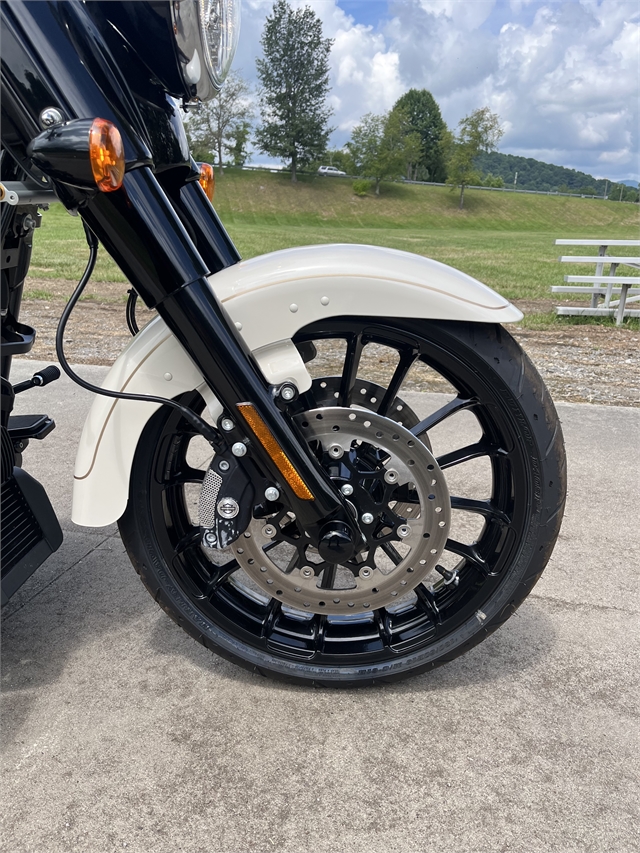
[{"left": 2, "top": 358, "right": 639, "bottom": 853}]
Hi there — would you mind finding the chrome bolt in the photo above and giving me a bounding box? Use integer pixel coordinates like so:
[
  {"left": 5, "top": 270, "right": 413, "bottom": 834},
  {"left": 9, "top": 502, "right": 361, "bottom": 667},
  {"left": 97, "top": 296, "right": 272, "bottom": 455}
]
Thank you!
[
  {"left": 279, "top": 384, "right": 296, "bottom": 401},
  {"left": 301, "top": 567, "right": 314, "bottom": 578},
  {"left": 203, "top": 531, "right": 217, "bottom": 548},
  {"left": 329, "top": 444, "right": 344, "bottom": 459},
  {"left": 221, "top": 418, "right": 235, "bottom": 432},
  {"left": 39, "top": 107, "right": 63, "bottom": 128},
  {"left": 264, "top": 487, "right": 280, "bottom": 502},
  {"left": 398, "top": 525, "right": 411, "bottom": 538},
  {"left": 384, "top": 469, "right": 399, "bottom": 484},
  {"left": 218, "top": 459, "right": 230, "bottom": 472},
  {"left": 232, "top": 442, "right": 247, "bottom": 457},
  {"left": 359, "top": 567, "right": 372, "bottom": 579},
  {"left": 217, "top": 498, "right": 239, "bottom": 519},
  {"left": 262, "top": 524, "right": 277, "bottom": 538},
  {"left": 361, "top": 513, "right": 374, "bottom": 525},
  {"left": 340, "top": 484, "right": 354, "bottom": 496}
]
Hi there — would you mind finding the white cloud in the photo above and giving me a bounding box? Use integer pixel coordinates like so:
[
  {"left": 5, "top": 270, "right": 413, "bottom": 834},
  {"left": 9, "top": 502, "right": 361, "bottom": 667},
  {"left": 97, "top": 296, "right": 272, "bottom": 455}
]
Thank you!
[{"left": 233, "top": 0, "right": 640, "bottom": 180}]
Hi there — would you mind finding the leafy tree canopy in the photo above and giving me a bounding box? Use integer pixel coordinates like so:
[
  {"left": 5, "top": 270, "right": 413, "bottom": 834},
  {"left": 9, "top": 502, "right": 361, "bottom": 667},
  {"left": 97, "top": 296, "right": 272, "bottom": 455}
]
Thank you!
[
  {"left": 446, "top": 107, "right": 503, "bottom": 209},
  {"left": 185, "top": 71, "right": 253, "bottom": 175},
  {"left": 255, "top": 0, "right": 333, "bottom": 182},
  {"left": 393, "top": 89, "right": 448, "bottom": 182},
  {"left": 347, "top": 108, "right": 422, "bottom": 195},
  {"left": 225, "top": 120, "right": 252, "bottom": 167}
]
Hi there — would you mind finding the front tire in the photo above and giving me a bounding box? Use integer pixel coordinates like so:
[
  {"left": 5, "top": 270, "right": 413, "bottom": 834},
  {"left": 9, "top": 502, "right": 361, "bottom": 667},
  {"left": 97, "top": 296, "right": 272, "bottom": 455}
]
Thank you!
[{"left": 119, "top": 320, "right": 566, "bottom": 686}]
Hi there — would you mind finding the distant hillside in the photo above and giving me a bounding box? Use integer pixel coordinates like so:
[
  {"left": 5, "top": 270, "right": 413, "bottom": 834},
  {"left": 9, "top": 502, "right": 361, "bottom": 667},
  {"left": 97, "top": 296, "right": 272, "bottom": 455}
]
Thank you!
[
  {"left": 475, "top": 152, "right": 635, "bottom": 197},
  {"left": 211, "top": 168, "right": 639, "bottom": 233}
]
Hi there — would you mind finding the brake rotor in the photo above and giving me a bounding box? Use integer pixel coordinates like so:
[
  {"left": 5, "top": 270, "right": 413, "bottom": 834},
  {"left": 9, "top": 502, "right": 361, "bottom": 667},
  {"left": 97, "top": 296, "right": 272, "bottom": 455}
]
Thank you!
[
  {"left": 230, "top": 407, "right": 450, "bottom": 615},
  {"left": 309, "top": 376, "right": 422, "bottom": 432}
]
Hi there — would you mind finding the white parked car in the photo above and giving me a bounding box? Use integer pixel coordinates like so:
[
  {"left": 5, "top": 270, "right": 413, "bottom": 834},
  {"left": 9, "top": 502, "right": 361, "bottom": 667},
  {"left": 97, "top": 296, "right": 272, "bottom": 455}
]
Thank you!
[{"left": 318, "top": 165, "right": 347, "bottom": 176}]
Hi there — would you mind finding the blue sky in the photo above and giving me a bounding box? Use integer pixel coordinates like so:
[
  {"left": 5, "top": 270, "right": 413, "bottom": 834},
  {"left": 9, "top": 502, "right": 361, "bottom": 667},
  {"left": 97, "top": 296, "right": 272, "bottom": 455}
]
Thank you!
[{"left": 235, "top": 1, "right": 639, "bottom": 181}]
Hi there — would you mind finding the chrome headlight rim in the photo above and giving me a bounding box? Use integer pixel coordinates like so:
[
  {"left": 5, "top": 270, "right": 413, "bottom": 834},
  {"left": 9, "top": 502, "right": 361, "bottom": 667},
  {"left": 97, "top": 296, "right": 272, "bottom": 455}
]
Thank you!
[{"left": 172, "top": 0, "right": 241, "bottom": 102}]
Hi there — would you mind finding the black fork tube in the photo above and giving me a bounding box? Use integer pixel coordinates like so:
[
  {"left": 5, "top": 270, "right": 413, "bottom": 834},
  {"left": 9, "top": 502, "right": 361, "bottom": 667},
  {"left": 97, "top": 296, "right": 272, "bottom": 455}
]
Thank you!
[
  {"left": 81, "top": 168, "right": 349, "bottom": 535},
  {"left": 2, "top": 0, "right": 355, "bottom": 539}
]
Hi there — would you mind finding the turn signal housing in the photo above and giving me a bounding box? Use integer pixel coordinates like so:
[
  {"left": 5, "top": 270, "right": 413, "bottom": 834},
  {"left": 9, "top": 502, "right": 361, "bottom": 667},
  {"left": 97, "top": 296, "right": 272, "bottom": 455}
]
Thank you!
[
  {"left": 89, "top": 119, "right": 125, "bottom": 192},
  {"left": 198, "top": 163, "right": 215, "bottom": 201},
  {"left": 28, "top": 117, "right": 125, "bottom": 192}
]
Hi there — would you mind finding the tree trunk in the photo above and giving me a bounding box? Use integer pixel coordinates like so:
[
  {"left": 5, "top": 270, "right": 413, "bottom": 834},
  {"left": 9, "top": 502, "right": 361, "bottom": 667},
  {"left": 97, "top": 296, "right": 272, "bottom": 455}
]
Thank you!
[
  {"left": 459, "top": 184, "right": 465, "bottom": 209},
  {"left": 217, "top": 138, "right": 224, "bottom": 176},
  {"left": 375, "top": 177, "right": 380, "bottom": 196},
  {"left": 291, "top": 153, "right": 297, "bottom": 183}
]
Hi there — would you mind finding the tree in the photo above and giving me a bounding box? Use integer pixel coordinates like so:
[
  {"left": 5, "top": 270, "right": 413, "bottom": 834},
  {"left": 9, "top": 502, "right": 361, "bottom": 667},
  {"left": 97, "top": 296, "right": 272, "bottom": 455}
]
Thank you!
[
  {"left": 446, "top": 107, "right": 504, "bottom": 209},
  {"left": 185, "top": 71, "right": 253, "bottom": 175},
  {"left": 483, "top": 172, "right": 504, "bottom": 188},
  {"left": 347, "top": 108, "right": 422, "bottom": 195},
  {"left": 393, "top": 89, "right": 448, "bottom": 182},
  {"left": 255, "top": 0, "right": 333, "bottom": 183},
  {"left": 225, "top": 121, "right": 252, "bottom": 166}
]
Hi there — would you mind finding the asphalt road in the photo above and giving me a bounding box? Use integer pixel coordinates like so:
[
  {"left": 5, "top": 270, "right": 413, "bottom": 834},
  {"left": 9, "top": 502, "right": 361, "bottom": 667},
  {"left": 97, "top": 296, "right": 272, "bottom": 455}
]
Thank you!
[{"left": 2, "top": 359, "right": 639, "bottom": 853}]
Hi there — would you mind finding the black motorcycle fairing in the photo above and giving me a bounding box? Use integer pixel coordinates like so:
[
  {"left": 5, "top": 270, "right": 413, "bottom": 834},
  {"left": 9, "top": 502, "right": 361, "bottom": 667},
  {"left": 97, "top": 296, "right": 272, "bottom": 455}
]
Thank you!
[
  {"left": 87, "top": 1, "right": 188, "bottom": 103},
  {"left": 81, "top": 2, "right": 194, "bottom": 173}
]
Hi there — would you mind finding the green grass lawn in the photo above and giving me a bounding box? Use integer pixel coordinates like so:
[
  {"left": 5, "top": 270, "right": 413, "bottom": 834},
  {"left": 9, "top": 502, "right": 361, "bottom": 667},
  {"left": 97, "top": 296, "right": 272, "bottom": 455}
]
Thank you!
[{"left": 29, "top": 170, "right": 639, "bottom": 312}]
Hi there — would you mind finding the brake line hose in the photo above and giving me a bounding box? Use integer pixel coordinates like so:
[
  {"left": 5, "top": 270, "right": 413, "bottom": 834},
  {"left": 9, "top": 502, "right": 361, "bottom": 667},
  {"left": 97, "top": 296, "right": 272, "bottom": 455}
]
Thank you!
[{"left": 55, "top": 222, "right": 222, "bottom": 448}]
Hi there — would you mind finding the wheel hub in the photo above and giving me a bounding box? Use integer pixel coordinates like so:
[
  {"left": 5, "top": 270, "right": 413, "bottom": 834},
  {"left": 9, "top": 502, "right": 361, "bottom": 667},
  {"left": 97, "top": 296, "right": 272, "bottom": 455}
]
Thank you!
[{"left": 230, "top": 408, "right": 451, "bottom": 615}]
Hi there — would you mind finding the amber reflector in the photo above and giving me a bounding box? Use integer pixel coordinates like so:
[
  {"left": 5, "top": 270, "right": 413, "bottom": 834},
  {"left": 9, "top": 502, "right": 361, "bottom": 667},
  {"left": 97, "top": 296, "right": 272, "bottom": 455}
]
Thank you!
[
  {"left": 199, "top": 163, "right": 215, "bottom": 201},
  {"left": 89, "top": 118, "right": 124, "bottom": 192},
  {"left": 236, "top": 404, "right": 314, "bottom": 501}
]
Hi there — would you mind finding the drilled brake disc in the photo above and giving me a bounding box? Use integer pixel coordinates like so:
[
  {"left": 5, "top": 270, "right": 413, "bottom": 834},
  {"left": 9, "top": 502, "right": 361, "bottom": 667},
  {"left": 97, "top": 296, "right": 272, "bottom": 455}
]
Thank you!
[
  {"left": 309, "top": 376, "right": 421, "bottom": 431},
  {"left": 230, "top": 407, "right": 450, "bottom": 615}
]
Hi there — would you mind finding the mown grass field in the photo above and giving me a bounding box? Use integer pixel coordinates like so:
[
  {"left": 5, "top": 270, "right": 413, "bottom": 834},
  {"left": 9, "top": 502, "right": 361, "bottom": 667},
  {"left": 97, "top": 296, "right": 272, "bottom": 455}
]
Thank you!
[{"left": 28, "top": 169, "right": 639, "bottom": 324}]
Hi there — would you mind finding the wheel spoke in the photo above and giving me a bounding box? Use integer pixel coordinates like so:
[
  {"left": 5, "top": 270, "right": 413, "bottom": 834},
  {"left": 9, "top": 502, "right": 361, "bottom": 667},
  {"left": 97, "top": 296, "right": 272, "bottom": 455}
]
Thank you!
[
  {"left": 377, "top": 350, "right": 418, "bottom": 417},
  {"left": 262, "top": 597, "right": 282, "bottom": 637},
  {"left": 437, "top": 441, "right": 504, "bottom": 470},
  {"left": 205, "top": 558, "right": 240, "bottom": 593},
  {"left": 313, "top": 613, "right": 327, "bottom": 652},
  {"left": 339, "top": 333, "right": 364, "bottom": 406},
  {"left": 415, "top": 584, "right": 442, "bottom": 623},
  {"left": 381, "top": 542, "right": 403, "bottom": 565},
  {"left": 285, "top": 550, "right": 299, "bottom": 573},
  {"left": 320, "top": 564, "right": 337, "bottom": 589},
  {"left": 445, "top": 539, "right": 488, "bottom": 574},
  {"left": 174, "top": 527, "right": 204, "bottom": 555},
  {"left": 168, "top": 466, "right": 206, "bottom": 487},
  {"left": 374, "top": 609, "right": 392, "bottom": 645},
  {"left": 450, "top": 496, "right": 511, "bottom": 525},
  {"left": 411, "top": 396, "right": 477, "bottom": 438}
]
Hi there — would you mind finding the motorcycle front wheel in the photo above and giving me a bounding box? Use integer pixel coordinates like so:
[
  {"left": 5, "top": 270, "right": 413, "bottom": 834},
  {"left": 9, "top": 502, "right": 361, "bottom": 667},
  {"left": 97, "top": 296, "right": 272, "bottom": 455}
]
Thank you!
[{"left": 119, "top": 319, "right": 566, "bottom": 686}]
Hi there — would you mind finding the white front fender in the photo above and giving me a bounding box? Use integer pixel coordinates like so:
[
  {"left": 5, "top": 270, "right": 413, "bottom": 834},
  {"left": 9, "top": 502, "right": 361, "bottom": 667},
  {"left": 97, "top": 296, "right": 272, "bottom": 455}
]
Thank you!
[{"left": 72, "top": 244, "right": 522, "bottom": 527}]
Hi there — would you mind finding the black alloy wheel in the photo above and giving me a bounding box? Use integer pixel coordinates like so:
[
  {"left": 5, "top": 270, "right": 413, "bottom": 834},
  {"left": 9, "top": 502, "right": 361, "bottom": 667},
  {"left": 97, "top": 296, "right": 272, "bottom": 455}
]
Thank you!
[{"left": 119, "top": 319, "right": 566, "bottom": 686}]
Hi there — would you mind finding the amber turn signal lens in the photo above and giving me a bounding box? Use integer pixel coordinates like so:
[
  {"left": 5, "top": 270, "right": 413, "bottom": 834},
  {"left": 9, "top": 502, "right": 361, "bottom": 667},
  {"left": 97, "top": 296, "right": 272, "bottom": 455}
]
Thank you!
[
  {"left": 89, "top": 118, "right": 124, "bottom": 192},
  {"left": 199, "top": 163, "right": 215, "bottom": 201},
  {"left": 236, "top": 404, "right": 314, "bottom": 501}
]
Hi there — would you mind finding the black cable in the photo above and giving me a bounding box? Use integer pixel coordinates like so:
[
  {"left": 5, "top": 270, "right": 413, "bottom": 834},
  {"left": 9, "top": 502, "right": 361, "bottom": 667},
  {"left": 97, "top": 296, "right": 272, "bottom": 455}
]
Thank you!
[
  {"left": 125, "top": 288, "right": 139, "bottom": 336},
  {"left": 55, "top": 223, "right": 222, "bottom": 448}
]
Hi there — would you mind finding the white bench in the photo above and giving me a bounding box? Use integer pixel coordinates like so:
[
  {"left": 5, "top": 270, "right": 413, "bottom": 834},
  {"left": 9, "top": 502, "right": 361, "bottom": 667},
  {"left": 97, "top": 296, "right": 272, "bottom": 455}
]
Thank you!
[{"left": 552, "top": 239, "right": 640, "bottom": 326}]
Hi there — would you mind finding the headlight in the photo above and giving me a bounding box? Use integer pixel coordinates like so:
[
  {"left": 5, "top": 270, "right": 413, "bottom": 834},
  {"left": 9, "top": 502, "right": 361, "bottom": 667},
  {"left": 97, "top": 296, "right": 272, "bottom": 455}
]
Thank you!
[{"left": 173, "top": 0, "right": 241, "bottom": 102}]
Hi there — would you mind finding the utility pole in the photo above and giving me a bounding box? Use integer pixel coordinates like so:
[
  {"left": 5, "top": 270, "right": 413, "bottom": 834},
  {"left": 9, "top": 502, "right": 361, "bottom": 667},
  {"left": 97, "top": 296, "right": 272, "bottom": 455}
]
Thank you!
[{"left": 513, "top": 171, "right": 518, "bottom": 191}]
